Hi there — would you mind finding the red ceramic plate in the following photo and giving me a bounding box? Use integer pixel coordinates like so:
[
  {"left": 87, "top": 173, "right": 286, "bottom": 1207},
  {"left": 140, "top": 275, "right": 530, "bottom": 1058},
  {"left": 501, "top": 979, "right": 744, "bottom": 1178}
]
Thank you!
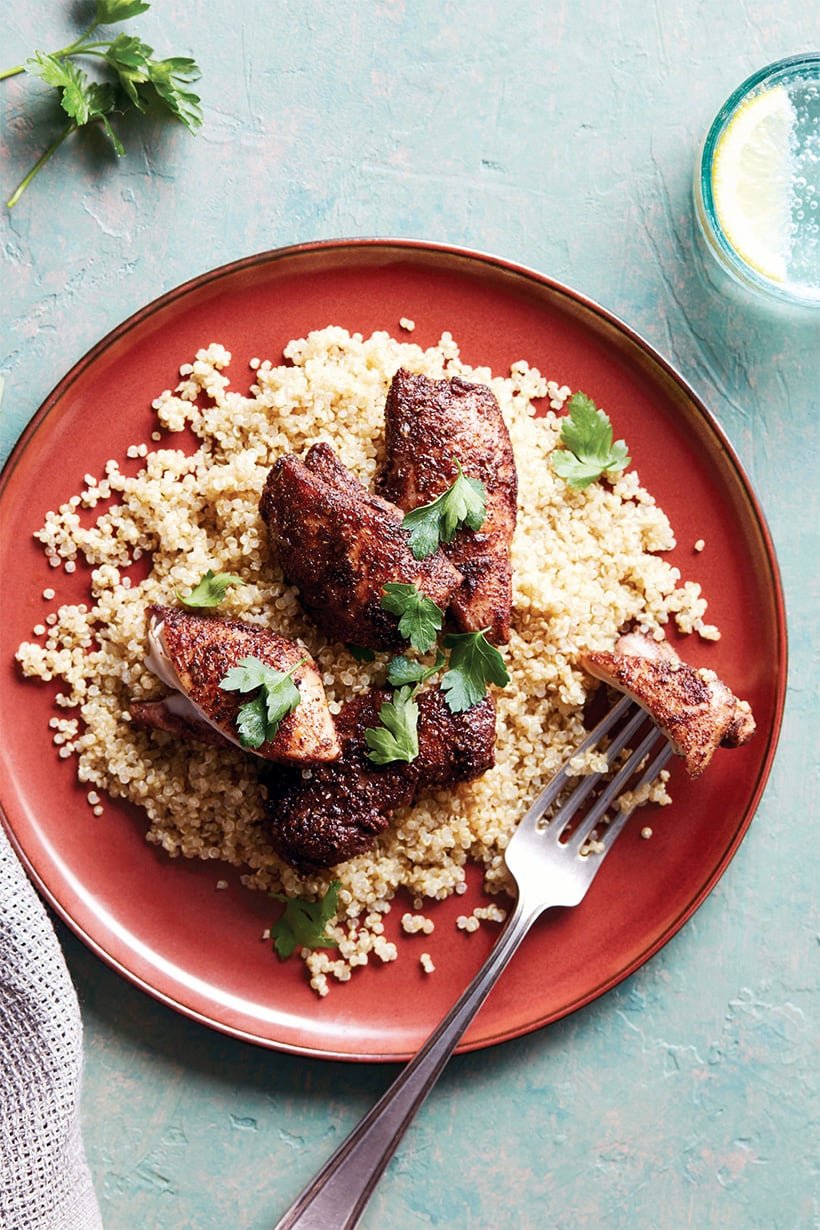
[{"left": 0, "top": 239, "right": 786, "bottom": 1060}]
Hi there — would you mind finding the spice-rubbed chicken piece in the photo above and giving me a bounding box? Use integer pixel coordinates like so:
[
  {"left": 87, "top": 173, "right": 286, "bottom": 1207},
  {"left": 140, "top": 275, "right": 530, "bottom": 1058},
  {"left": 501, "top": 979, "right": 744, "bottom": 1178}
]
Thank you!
[
  {"left": 267, "top": 687, "right": 496, "bottom": 870},
  {"left": 379, "top": 369, "right": 518, "bottom": 644},
  {"left": 132, "top": 605, "right": 341, "bottom": 764},
  {"left": 259, "top": 443, "right": 463, "bottom": 650},
  {"left": 581, "top": 632, "right": 756, "bottom": 778}
]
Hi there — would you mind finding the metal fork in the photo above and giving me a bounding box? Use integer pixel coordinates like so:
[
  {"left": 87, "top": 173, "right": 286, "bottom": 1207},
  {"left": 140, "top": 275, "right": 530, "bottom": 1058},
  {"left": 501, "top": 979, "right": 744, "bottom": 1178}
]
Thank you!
[{"left": 273, "top": 695, "right": 673, "bottom": 1230}]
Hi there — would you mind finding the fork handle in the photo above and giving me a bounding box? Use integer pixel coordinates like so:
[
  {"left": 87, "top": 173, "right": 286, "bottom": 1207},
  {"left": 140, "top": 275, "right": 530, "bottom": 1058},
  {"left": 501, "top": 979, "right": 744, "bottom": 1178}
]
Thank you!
[{"left": 272, "top": 900, "right": 541, "bottom": 1230}]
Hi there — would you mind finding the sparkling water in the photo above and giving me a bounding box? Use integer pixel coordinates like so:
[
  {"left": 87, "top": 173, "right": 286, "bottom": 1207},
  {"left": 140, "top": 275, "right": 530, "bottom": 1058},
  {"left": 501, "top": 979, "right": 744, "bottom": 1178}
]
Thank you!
[
  {"left": 695, "top": 55, "right": 820, "bottom": 307},
  {"left": 785, "top": 74, "right": 820, "bottom": 297}
]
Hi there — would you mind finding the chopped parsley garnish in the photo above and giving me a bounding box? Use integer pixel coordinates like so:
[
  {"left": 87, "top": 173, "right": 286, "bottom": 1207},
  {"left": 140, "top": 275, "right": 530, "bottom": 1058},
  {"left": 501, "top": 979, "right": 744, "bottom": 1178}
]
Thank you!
[
  {"left": 440, "top": 631, "right": 510, "bottom": 713},
  {"left": 177, "top": 569, "right": 244, "bottom": 610},
  {"left": 270, "top": 881, "right": 340, "bottom": 960},
  {"left": 386, "top": 649, "right": 446, "bottom": 688},
  {"left": 381, "top": 583, "right": 444, "bottom": 654},
  {"left": 402, "top": 461, "right": 487, "bottom": 559},
  {"left": 551, "top": 393, "right": 630, "bottom": 490},
  {"left": 219, "top": 655, "right": 305, "bottom": 750},
  {"left": 364, "top": 687, "right": 420, "bottom": 765}
]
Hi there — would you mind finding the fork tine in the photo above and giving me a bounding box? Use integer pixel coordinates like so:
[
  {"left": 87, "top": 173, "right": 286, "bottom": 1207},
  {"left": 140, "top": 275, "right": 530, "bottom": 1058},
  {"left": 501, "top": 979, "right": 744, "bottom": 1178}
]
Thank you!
[
  {"left": 538, "top": 703, "right": 649, "bottom": 840},
  {"left": 567, "top": 727, "right": 668, "bottom": 854},
  {"left": 519, "top": 694, "right": 635, "bottom": 830},
  {"left": 595, "top": 741, "right": 674, "bottom": 852}
]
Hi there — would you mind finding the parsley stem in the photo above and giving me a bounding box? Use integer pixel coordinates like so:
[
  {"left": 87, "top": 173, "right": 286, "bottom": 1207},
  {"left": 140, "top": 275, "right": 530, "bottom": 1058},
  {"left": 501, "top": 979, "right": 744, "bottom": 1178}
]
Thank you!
[
  {"left": 6, "top": 121, "right": 75, "bottom": 208},
  {"left": 59, "top": 42, "right": 114, "bottom": 55},
  {"left": 0, "top": 65, "right": 24, "bottom": 80},
  {"left": 49, "top": 24, "right": 101, "bottom": 59}
]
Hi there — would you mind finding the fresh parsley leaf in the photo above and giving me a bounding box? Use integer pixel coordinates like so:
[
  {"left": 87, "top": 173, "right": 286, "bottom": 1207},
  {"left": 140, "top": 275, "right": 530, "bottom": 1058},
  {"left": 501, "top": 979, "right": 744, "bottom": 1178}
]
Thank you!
[
  {"left": 26, "top": 53, "right": 97, "bottom": 124},
  {"left": 83, "top": 80, "right": 117, "bottom": 119},
  {"left": 220, "top": 656, "right": 271, "bottom": 693},
  {"left": 147, "top": 57, "right": 202, "bottom": 133},
  {"left": 104, "top": 33, "right": 152, "bottom": 107},
  {"left": 105, "top": 33, "right": 152, "bottom": 69},
  {"left": 25, "top": 51, "right": 77, "bottom": 91},
  {"left": 96, "top": 0, "right": 151, "bottom": 24},
  {"left": 264, "top": 672, "right": 301, "bottom": 729},
  {"left": 381, "top": 583, "right": 444, "bottom": 654},
  {"left": 440, "top": 631, "right": 510, "bottom": 713},
  {"left": 219, "top": 655, "right": 306, "bottom": 749},
  {"left": 551, "top": 392, "right": 631, "bottom": 490},
  {"left": 401, "top": 509, "right": 440, "bottom": 560},
  {"left": 20, "top": 56, "right": 122, "bottom": 172},
  {"left": 177, "top": 569, "right": 244, "bottom": 610},
  {"left": 270, "top": 881, "right": 341, "bottom": 960},
  {"left": 386, "top": 649, "right": 445, "bottom": 688},
  {"left": 365, "top": 686, "right": 420, "bottom": 765},
  {"left": 347, "top": 644, "right": 376, "bottom": 663},
  {"left": 402, "top": 461, "right": 487, "bottom": 560},
  {"left": 25, "top": 55, "right": 121, "bottom": 152},
  {"left": 439, "top": 464, "right": 487, "bottom": 538},
  {"left": 234, "top": 692, "right": 267, "bottom": 749}
]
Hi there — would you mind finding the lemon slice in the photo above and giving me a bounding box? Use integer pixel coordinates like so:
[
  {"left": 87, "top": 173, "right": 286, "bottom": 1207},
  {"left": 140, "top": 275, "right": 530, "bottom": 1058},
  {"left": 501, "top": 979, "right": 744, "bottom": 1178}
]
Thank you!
[{"left": 712, "top": 84, "right": 796, "bottom": 282}]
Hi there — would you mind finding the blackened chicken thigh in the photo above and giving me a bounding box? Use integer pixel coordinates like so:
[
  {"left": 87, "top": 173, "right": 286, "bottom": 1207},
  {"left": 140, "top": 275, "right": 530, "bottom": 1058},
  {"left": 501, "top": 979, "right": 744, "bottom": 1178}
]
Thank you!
[
  {"left": 260, "top": 443, "right": 463, "bottom": 650},
  {"left": 267, "top": 686, "right": 497, "bottom": 869},
  {"left": 132, "top": 606, "right": 340, "bottom": 764},
  {"left": 379, "top": 369, "right": 518, "bottom": 643}
]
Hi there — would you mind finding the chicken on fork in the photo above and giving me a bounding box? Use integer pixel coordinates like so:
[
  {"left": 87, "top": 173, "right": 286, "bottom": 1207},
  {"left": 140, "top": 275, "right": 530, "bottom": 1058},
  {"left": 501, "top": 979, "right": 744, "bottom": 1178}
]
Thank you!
[
  {"left": 132, "top": 605, "right": 341, "bottom": 764},
  {"left": 259, "top": 443, "right": 463, "bottom": 650},
  {"left": 581, "top": 632, "right": 755, "bottom": 778},
  {"left": 379, "top": 369, "right": 518, "bottom": 644}
]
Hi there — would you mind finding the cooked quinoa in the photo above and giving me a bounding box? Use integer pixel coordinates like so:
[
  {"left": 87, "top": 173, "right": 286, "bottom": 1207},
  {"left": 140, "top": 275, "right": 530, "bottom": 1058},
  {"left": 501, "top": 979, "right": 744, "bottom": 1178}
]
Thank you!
[{"left": 16, "top": 326, "right": 715, "bottom": 992}]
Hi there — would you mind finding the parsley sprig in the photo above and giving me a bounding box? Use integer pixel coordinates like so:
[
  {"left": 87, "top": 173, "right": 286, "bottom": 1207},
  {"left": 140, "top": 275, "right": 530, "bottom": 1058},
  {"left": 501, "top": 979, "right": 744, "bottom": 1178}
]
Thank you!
[
  {"left": 402, "top": 461, "right": 487, "bottom": 560},
  {"left": 2, "top": 1, "right": 202, "bottom": 208},
  {"left": 365, "top": 630, "right": 508, "bottom": 763},
  {"left": 440, "top": 631, "right": 510, "bottom": 713},
  {"left": 219, "top": 655, "right": 306, "bottom": 750},
  {"left": 381, "top": 582, "right": 444, "bottom": 654},
  {"left": 270, "top": 881, "right": 340, "bottom": 960},
  {"left": 364, "top": 687, "right": 420, "bottom": 765},
  {"left": 178, "top": 569, "right": 244, "bottom": 610},
  {"left": 376, "top": 585, "right": 510, "bottom": 732},
  {"left": 551, "top": 393, "right": 631, "bottom": 490}
]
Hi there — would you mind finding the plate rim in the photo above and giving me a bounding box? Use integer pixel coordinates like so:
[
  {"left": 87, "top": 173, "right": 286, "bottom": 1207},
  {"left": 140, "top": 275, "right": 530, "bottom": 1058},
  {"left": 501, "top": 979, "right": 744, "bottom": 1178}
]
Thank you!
[{"left": 0, "top": 236, "right": 788, "bottom": 1061}]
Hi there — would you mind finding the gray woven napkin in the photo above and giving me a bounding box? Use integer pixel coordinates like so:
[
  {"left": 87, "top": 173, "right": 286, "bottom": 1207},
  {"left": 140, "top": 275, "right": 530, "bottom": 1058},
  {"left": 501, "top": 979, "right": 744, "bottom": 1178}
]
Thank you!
[{"left": 0, "top": 824, "right": 102, "bottom": 1229}]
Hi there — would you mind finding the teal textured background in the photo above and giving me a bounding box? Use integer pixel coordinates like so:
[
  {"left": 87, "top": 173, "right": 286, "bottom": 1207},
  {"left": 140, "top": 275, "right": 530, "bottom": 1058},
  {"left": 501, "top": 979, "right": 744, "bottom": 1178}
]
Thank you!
[{"left": 2, "top": 3, "right": 818, "bottom": 1228}]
